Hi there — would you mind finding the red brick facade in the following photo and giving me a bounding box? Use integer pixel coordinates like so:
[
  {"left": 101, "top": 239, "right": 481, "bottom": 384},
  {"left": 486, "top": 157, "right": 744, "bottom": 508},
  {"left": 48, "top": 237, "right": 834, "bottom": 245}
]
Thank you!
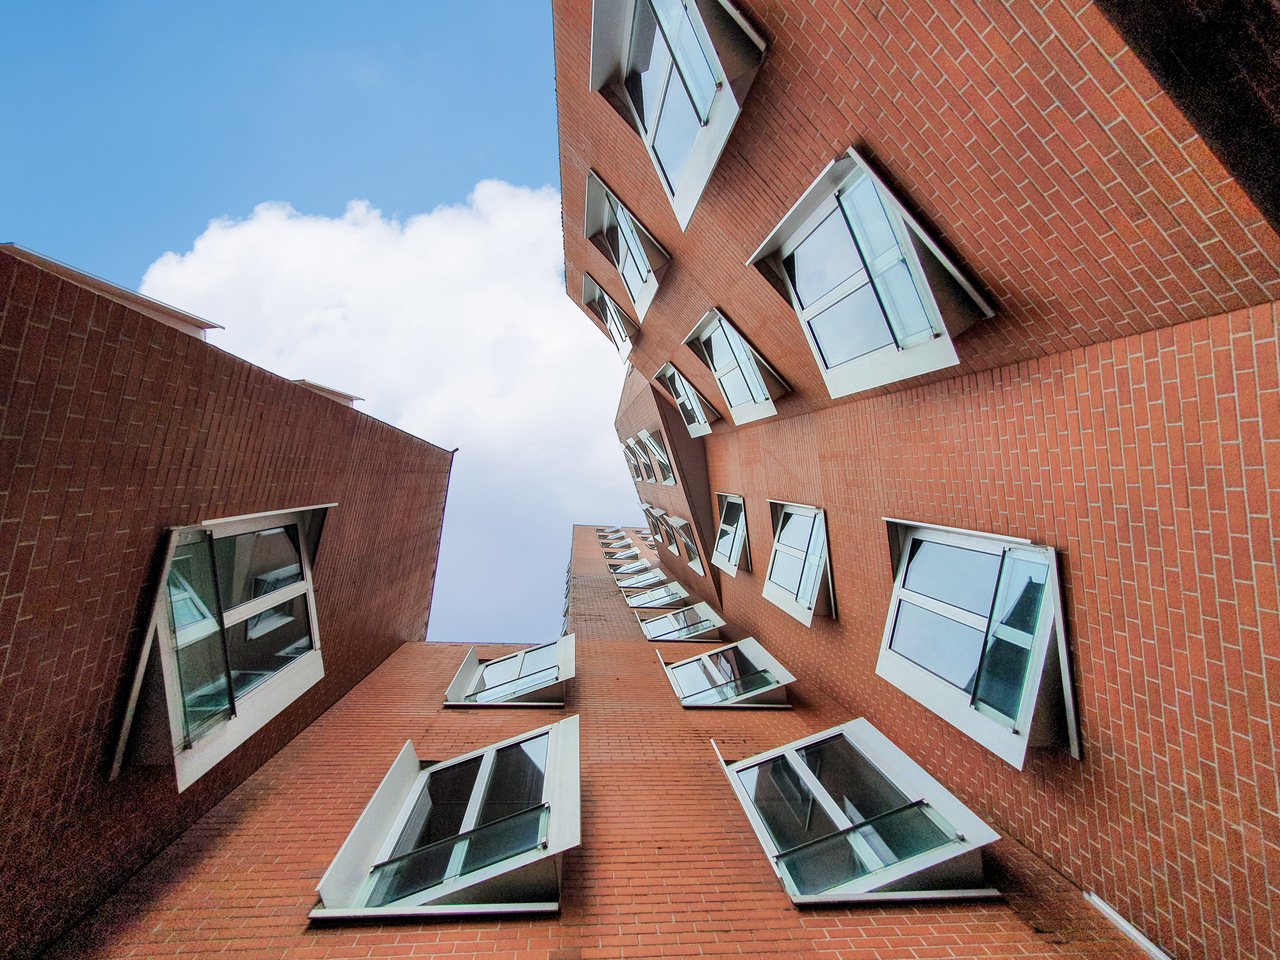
[{"left": 0, "top": 248, "right": 452, "bottom": 959}]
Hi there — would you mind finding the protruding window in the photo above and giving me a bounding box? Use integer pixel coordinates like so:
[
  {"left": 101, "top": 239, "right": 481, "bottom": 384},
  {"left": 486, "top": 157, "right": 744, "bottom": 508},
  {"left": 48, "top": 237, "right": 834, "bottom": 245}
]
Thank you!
[
  {"left": 876, "top": 520, "right": 1081, "bottom": 769},
  {"left": 637, "top": 601, "right": 725, "bottom": 641},
  {"left": 637, "top": 428, "right": 676, "bottom": 484},
  {"left": 655, "top": 362, "right": 718, "bottom": 437},
  {"left": 445, "top": 636, "right": 576, "bottom": 707},
  {"left": 716, "top": 718, "right": 999, "bottom": 904},
  {"left": 313, "top": 717, "right": 581, "bottom": 918},
  {"left": 583, "top": 273, "right": 639, "bottom": 358},
  {"left": 660, "top": 636, "right": 794, "bottom": 707},
  {"left": 685, "top": 309, "right": 788, "bottom": 424},
  {"left": 667, "top": 515, "right": 704, "bottom": 575},
  {"left": 748, "top": 147, "right": 994, "bottom": 399},
  {"left": 584, "top": 172, "right": 669, "bottom": 319},
  {"left": 589, "top": 0, "right": 766, "bottom": 228},
  {"left": 762, "top": 501, "right": 834, "bottom": 626},
  {"left": 711, "top": 493, "right": 749, "bottom": 576}
]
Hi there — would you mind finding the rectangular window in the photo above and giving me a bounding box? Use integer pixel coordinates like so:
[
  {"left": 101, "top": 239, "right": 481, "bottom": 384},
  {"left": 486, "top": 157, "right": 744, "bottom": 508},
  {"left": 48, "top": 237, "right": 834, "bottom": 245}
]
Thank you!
[
  {"left": 636, "top": 428, "right": 676, "bottom": 484},
  {"left": 655, "top": 362, "right": 717, "bottom": 437},
  {"left": 667, "top": 515, "right": 704, "bottom": 575},
  {"left": 313, "top": 717, "right": 580, "bottom": 918},
  {"left": 584, "top": 172, "right": 669, "bottom": 319},
  {"left": 660, "top": 636, "right": 794, "bottom": 707},
  {"left": 445, "top": 636, "right": 575, "bottom": 707},
  {"left": 685, "top": 309, "right": 788, "bottom": 425},
  {"left": 762, "top": 501, "right": 834, "bottom": 626},
  {"left": 875, "top": 520, "right": 1081, "bottom": 769},
  {"left": 747, "top": 147, "right": 994, "bottom": 399},
  {"left": 582, "top": 273, "right": 640, "bottom": 358},
  {"left": 711, "top": 493, "right": 750, "bottom": 576},
  {"left": 636, "top": 601, "right": 725, "bottom": 641},
  {"left": 717, "top": 718, "right": 999, "bottom": 903}
]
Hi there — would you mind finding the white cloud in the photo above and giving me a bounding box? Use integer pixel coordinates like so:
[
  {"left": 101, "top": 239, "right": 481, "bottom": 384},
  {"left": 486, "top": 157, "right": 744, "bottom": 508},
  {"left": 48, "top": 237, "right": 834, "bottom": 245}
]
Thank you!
[{"left": 141, "top": 181, "right": 642, "bottom": 642}]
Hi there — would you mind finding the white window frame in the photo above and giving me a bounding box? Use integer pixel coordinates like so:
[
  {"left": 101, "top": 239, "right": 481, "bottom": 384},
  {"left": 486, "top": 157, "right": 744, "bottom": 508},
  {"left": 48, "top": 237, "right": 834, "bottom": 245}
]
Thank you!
[
  {"left": 667, "top": 514, "right": 705, "bottom": 575},
  {"left": 762, "top": 500, "right": 835, "bottom": 626},
  {"left": 582, "top": 273, "right": 639, "bottom": 359},
  {"left": 685, "top": 309, "right": 788, "bottom": 425},
  {"left": 711, "top": 492, "right": 750, "bottom": 576},
  {"left": 584, "top": 172, "right": 669, "bottom": 319},
  {"left": 624, "top": 437, "right": 657, "bottom": 483},
  {"left": 623, "top": 580, "right": 690, "bottom": 609},
  {"left": 636, "top": 427, "right": 676, "bottom": 484},
  {"left": 747, "top": 147, "right": 994, "bottom": 399},
  {"left": 876, "top": 519, "right": 1081, "bottom": 769},
  {"left": 589, "top": 0, "right": 766, "bottom": 229},
  {"left": 637, "top": 601, "right": 725, "bottom": 641},
  {"left": 110, "top": 504, "right": 333, "bottom": 792},
  {"left": 444, "top": 636, "right": 576, "bottom": 707},
  {"left": 658, "top": 636, "right": 794, "bottom": 707},
  {"left": 714, "top": 718, "right": 999, "bottom": 904},
  {"left": 616, "top": 566, "right": 665, "bottom": 588},
  {"left": 312, "top": 716, "right": 580, "bottom": 918},
  {"left": 655, "top": 362, "right": 718, "bottom": 437}
]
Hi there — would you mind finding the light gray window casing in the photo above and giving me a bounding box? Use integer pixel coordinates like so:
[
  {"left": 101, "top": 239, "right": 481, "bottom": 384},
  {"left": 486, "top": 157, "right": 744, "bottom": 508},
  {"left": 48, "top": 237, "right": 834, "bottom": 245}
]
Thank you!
[
  {"left": 655, "top": 361, "right": 718, "bottom": 437},
  {"left": 659, "top": 636, "right": 794, "bottom": 707},
  {"left": 444, "top": 636, "right": 576, "bottom": 707},
  {"left": 685, "top": 309, "right": 789, "bottom": 425},
  {"left": 875, "top": 518, "right": 1082, "bottom": 770},
  {"left": 711, "top": 492, "right": 750, "bottom": 576},
  {"left": 761, "top": 501, "right": 835, "bottom": 627},
  {"left": 589, "top": 0, "right": 766, "bottom": 229},
  {"left": 583, "top": 273, "right": 640, "bottom": 359},
  {"left": 584, "top": 172, "right": 670, "bottom": 319},
  {"left": 747, "top": 147, "right": 994, "bottom": 399}
]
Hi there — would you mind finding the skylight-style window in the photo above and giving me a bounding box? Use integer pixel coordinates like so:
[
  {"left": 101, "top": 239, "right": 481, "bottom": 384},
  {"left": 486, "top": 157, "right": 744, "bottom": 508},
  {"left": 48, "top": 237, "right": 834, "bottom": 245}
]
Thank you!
[
  {"left": 876, "top": 519, "right": 1081, "bottom": 769},
  {"left": 313, "top": 717, "right": 580, "bottom": 918},
  {"left": 589, "top": 0, "right": 766, "bottom": 228},
  {"left": 748, "top": 147, "right": 994, "bottom": 399},
  {"left": 685, "top": 309, "right": 788, "bottom": 424},
  {"left": 636, "top": 601, "right": 724, "bottom": 641},
  {"left": 636, "top": 428, "right": 676, "bottom": 484},
  {"left": 716, "top": 718, "right": 999, "bottom": 904},
  {"left": 711, "top": 493, "right": 749, "bottom": 576},
  {"left": 655, "top": 362, "right": 718, "bottom": 437},
  {"left": 444, "top": 636, "right": 575, "bottom": 707},
  {"left": 583, "top": 273, "right": 640, "bottom": 358},
  {"left": 584, "top": 172, "right": 669, "bottom": 319},
  {"left": 762, "top": 501, "right": 834, "bottom": 626},
  {"left": 659, "top": 636, "right": 794, "bottom": 707}
]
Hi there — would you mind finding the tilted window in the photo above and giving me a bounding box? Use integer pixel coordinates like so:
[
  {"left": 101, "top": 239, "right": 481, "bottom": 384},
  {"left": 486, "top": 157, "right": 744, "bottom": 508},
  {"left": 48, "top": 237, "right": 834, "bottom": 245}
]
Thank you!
[
  {"left": 716, "top": 718, "right": 999, "bottom": 904},
  {"left": 582, "top": 273, "right": 640, "bottom": 358},
  {"left": 876, "top": 520, "right": 1081, "bottom": 769},
  {"left": 637, "top": 601, "right": 725, "bottom": 641},
  {"left": 711, "top": 493, "right": 749, "bottom": 576},
  {"left": 445, "top": 636, "right": 576, "bottom": 707},
  {"left": 748, "top": 147, "right": 994, "bottom": 399},
  {"left": 637, "top": 428, "right": 676, "bottom": 484},
  {"left": 313, "top": 717, "right": 580, "bottom": 918},
  {"left": 659, "top": 636, "right": 794, "bottom": 707},
  {"left": 111, "top": 505, "right": 331, "bottom": 791},
  {"left": 762, "top": 501, "right": 834, "bottom": 626},
  {"left": 655, "top": 362, "right": 718, "bottom": 437},
  {"left": 685, "top": 309, "right": 788, "bottom": 425},
  {"left": 589, "top": 0, "right": 766, "bottom": 229},
  {"left": 584, "top": 172, "right": 669, "bottom": 319},
  {"left": 667, "top": 515, "right": 704, "bottom": 575},
  {"left": 623, "top": 580, "right": 690, "bottom": 609}
]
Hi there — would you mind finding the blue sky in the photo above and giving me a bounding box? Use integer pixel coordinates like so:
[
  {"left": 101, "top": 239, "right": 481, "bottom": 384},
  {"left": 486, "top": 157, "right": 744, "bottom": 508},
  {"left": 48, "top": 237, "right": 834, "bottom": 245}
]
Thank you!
[{"left": 1, "top": 1, "right": 640, "bottom": 644}]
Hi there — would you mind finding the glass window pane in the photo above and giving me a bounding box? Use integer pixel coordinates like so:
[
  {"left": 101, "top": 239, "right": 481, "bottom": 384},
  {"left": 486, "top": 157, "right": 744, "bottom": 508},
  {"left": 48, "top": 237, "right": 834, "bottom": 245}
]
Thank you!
[
  {"left": 806, "top": 283, "right": 894, "bottom": 368},
  {"left": 776, "top": 830, "right": 868, "bottom": 896},
  {"left": 459, "top": 804, "right": 548, "bottom": 877},
  {"left": 653, "top": 68, "right": 700, "bottom": 190},
  {"left": 889, "top": 601, "right": 985, "bottom": 692},
  {"left": 737, "top": 756, "right": 839, "bottom": 852},
  {"left": 519, "top": 644, "right": 558, "bottom": 677},
  {"left": 903, "top": 540, "right": 1001, "bottom": 616},
  {"left": 798, "top": 736, "right": 907, "bottom": 824},
  {"left": 768, "top": 550, "right": 805, "bottom": 596},
  {"left": 213, "top": 525, "right": 303, "bottom": 610},
  {"left": 974, "top": 555, "right": 1049, "bottom": 719},
  {"left": 783, "top": 210, "right": 861, "bottom": 308},
  {"left": 855, "top": 804, "right": 951, "bottom": 865},
  {"left": 624, "top": 0, "right": 669, "bottom": 130},
  {"left": 224, "top": 594, "right": 314, "bottom": 699},
  {"left": 973, "top": 637, "right": 1032, "bottom": 720},
  {"left": 477, "top": 734, "right": 549, "bottom": 826}
]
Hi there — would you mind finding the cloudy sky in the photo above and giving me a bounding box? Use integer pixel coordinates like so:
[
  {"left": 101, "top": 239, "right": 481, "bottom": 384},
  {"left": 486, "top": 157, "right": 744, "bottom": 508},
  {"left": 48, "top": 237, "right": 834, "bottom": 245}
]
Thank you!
[{"left": 0, "top": 1, "right": 642, "bottom": 643}]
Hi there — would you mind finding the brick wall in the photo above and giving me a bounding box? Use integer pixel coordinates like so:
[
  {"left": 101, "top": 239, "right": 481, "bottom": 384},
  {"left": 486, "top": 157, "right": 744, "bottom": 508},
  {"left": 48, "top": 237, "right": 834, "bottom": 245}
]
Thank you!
[
  {"left": 42, "top": 526, "right": 1149, "bottom": 959},
  {"left": 0, "top": 249, "right": 453, "bottom": 959}
]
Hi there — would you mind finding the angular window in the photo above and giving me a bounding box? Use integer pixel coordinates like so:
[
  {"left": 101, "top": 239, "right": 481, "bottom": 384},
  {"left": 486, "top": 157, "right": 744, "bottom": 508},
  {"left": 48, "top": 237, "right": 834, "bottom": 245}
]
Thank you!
[
  {"left": 637, "top": 601, "right": 725, "bottom": 641},
  {"left": 748, "top": 147, "right": 994, "bottom": 399},
  {"left": 711, "top": 493, "right": 750, "bottom": 576},
  {"left": 686, "top": 309, "right": 789, "bottom": 425},
  {"left": 590, "top": 0, "right": 766, "bottom": 229},
  {"left": 667, "top": 515, "right": 704, "bottom": 575},
  {"left": 584, "top": 172, "right": 669, "bottom": 319},
  {"left": 716, "top": 718, "right": 999, "bottom": 903},
  {"left": 445, "top": 636, "right": 575, "bottom": 707},
  {"left": 623, "top": 580, "right": 689, "bottom": 609},
  {"left": 625, "top": 437, "right": 658, "bottom": 483},
  {"left": 583, "top": 273, "right": 640, "bottom": 359},
  {"left": 313, "top": 717, "right": 580, "bottom": 918},
  {"left": 762, "top": 502, "right": 834, "bottom": 626},
  {"left": 876, "top": 520, "right": 1081, "bottom": 769},
  {"left": 655, "top": 362, "right": 718, "bottom": 437},
  {"left": 616, "top": 566, "right": 665, "bottom": 588},
  {"left": 660, "top": 636, "right": 794, "bottom": 707},
  {"left": 111, "top": 505, "right": 331, "bottom": 791},
  {"left": 636, "top": 428, "right": 676, "bottom": 484}
]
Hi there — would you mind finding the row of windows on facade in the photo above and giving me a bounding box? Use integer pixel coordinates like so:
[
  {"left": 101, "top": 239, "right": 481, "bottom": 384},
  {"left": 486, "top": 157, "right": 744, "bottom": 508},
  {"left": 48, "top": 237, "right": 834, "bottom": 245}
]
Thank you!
[{"left": 581, "top": 0, "right": 995, "bottom": 425}]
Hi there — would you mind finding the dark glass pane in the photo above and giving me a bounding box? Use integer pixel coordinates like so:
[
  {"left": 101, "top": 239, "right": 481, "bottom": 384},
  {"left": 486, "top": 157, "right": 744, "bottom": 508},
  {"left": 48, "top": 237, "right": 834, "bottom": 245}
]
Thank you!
[
  {"left": 477, "top": 735, "right": 548, "bottom": 826},
  {"left": 903, "top": 540, "right": 1001, "bottom": 616},
  {"left": 807, "top": 283, "right": 894, "bottom": 368},
  {"left": 223, "top": 594, "right": 313, "bottom": 699},
  {"left": 213, "top": 525, "right": 303, "bottom": 610},
  {"left": 737, "top": 756, "right": 838, "bottom": 852},
  {"left": 889, "top": 601, "right": 985, "bottom": 692},
  {"left": 653, "top": 68, "right": 700, "bottom": 189},
  {"left": 799, "top": 735, "right": 907, "bottom": 824},
  {"left": 784, "top": 210, "right": 861, "bottom": 308},
  {"left": 399, "top": 755, "right": 483, "bottom": 855}
]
